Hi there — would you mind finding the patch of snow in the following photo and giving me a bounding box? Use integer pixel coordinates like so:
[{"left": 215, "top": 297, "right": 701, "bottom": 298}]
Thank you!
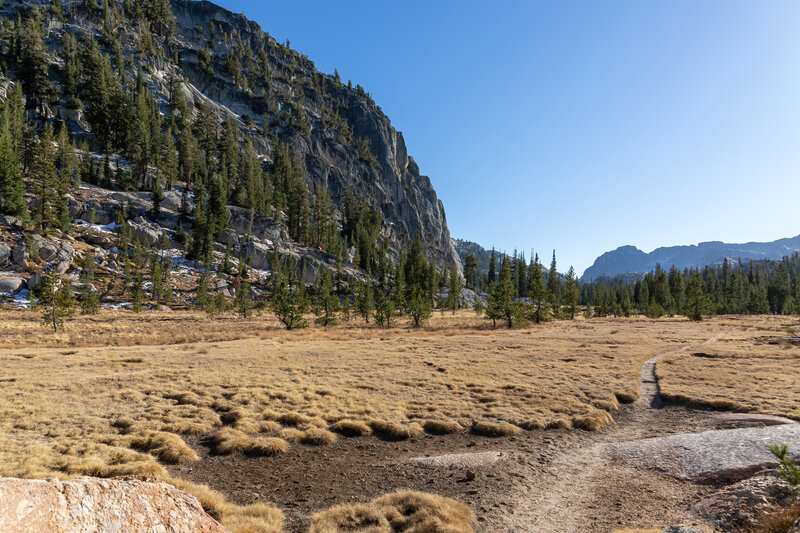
[
  {"left": 74, "top": 219, "right": 119, "bottom": 234},
  {"left": 12, "top": 289, "right": 30, "bottom": 309}
]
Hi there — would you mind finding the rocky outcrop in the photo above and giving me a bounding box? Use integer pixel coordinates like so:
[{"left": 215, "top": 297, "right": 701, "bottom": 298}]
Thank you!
[
  {"left": 693, "top": 473, "right": 797, "bottom": 531},
  {"left": 0, "top": 243, "right": 10, "bottom": 266},
  {"left": 604, "top": 424, "right": 800, "bottom": 482},
  {"left": 0, "top": 476, "right": 229, "bottom": 533},
  {"left": 0, "top": 277, "right": 25, "bottom": 295},
  {"left": 168, "top": 0, "right": 460, "bottom": 270}
]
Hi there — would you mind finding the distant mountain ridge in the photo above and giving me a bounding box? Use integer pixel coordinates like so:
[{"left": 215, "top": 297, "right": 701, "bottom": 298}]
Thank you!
[{"left": 581, "top": 235, "right": 800, "bottom": 281}]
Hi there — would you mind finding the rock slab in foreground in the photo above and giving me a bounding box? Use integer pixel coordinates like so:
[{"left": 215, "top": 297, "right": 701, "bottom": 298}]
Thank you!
[
  {"left": 693, "top": 473, "right": 796, "bottom": 531},
  {"left": 0, "top": 476, "right": 229, "bottom": 533},
  {"left": 604, "top": 424, "right": 800, "bottom": 482}
]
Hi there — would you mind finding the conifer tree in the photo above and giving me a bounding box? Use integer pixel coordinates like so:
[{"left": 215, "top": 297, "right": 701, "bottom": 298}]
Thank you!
[
  {"left": 234, "top": 280, "right": 252, "bottom": 318},
  {"left": 373, "top": 284, "right": 396, "bottom": 328},
  {"left": 31, "top": 125, "right": 58, "bottom": 231},
  {"left": 447, "top": 266, "right": 462, "bottom": 314},
  {"left": 35, "top": 269, "right": 75, "bottom": 332},
  {"left": 463, "top": 254, "right": 477, "bottom": 290},
  {"left": 0, "top": 122, "right": 27, "bottom": 219},
  {"left": 18, "top": 15, "right": 49, "bottom": 108},
  {"left": 686, "top": 269, "right": 708, "bottom": 321},
  {"left": 487, "top": 249, "right": 497, "bottom": 285},
  {"left": 314, "top": 270, "right": 339, "bottom": 326},
  {"left": 547, "top": 250, "right": 561, "bottom": 313},
  {"left": 354, "top": 281, "right": 373, "bottom": 324},
  {"left": 270, "top": 265, "right": 308, "bottom": 330},
  {"left": 527, "top": 256, "right": 548, "bottom": 324},
  {"left": 563, "top": 266, "right": 579, "bottom": 319},
  {"left": 79, "top": 252, "right": 100, "bottom": 315}
]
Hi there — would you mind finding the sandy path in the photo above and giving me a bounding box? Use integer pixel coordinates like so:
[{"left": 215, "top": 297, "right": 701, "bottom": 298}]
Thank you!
[{"left": 498, "top": 340, "right": 720, "bottom": 532}]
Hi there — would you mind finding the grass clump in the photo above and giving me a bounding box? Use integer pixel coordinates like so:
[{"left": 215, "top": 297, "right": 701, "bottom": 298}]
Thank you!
[
  {"left": 307, "top": 503, "right": 388, "bottom": 532},
  {"left": 308, "top": 490, "right": 475, "bottom": 533},
  {"left": 470, "top": 420, "right": 520, "bottom": 437},
  {"left": 300, "top": 427, "right": 337, "bottom": 445},
  {"left": 168, "top": 478, "right": 285, "bottom": 533},
  {"left": 128, "top": 431, "right": 198, "bottom": 464},
  {"left": 368, "top": 420, "right": 423, "bottom": 441},
  {"left": 331, "top": 419, "right": 372, "bottom": 437},
  {"left": 211, "top": 427, "right": 288, "bottom": 456},
  {"left": 572, "top": 410, "right": 615, "bottom": 431},
  {"left": 422, "top": 419, "right": 463, "bottom": 435}
]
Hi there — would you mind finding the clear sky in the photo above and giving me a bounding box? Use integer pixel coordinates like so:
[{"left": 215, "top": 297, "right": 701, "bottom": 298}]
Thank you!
[{"left": 216, "top": 1, "right": 800, "bottom": 275}]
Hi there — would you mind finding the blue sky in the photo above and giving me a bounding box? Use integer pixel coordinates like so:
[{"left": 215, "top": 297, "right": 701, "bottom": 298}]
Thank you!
[{"left": 217, "top": 1, "right": 800, "bottom": 275}]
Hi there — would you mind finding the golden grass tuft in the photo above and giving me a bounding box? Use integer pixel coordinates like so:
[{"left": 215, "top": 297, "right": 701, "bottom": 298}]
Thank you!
[
  {"left": 308, "top": 490, "right": 475, "bottom": 533},
  {"left": 470, "top": 420, "right": 520, "bottom": 437},
  {"left": 128, "top": 431, "right": 198, "bottom": 464},
  {"left": 300, "top": 427, "right": 337, "bottom": 445},
  {"left": 422, "top": 419, "right": 463, "bottom": 435},
  {"left": 614, "top": 389, "right": 639, "bottom": 404},
  {"left": 331, "top": 419, "right": 372, "bottom": 437},
  {"left": 368, "top": 420, "right": 423, "bottom": 441},
  {"left": 572, "top": 410, "right": 615, "bottom": 431},
  {"left": 278, "top": 412, "right": 313, "bottom": 427},
  {"left": 167, "top": 478, "right": 285, "bottom": 533},
  {"left": 220, "top": 502, "right": 286, "bottom": 533},
  {"left": 546, "top": 418, "right": 573, "bottom": 430},
  {"left": 211, "top": 427, "right": 288, "bottom": 456},
  {"left": 307, "top": 503, "right": 389, "bottom": 533}
]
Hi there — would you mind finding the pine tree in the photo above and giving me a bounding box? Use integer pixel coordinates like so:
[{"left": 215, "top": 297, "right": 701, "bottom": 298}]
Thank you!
[
  {"left": 270, "top": 265, "right": 308, "bottom": 330},
  {"left": 35, "top": 269, "right": 75, "bottom": 332},
  {"left": 0, "top": 122, "right": 27, "bottom": 219},
  {"left": 18, "top": 15, "right": 49, "bottom": 108},
  {"left": 563, "top": 266, "right": 579, "bottom": 319},
  {"left": 447, "top": 266, "right": 462, "bottom": 314},
  {"left": 487, "top": 249, "right": 497, "bottom": 285},
  {"left": 527, "top": 256, "right": 548, "bottom": 324},
  {"left": 373, "top": 285, "right": 396, "bottom": 328},
  {"left": 547, "top": 250, "right": 561, "bottom": 314},
  {"left": 355, "top": 281, "right": 373, "bottom": 324},
  {"left": 150, "top": 254, "right": 163, "bottom": 303},
  {"left": 686, "top": 269, "right": 708, "bottom": 321},
  {"left": 314, "top": 270, "right": 339, "bottom": 326},
  {"left": 234, "top": 280, "right": 252, "bottom": 318},
  {"left": 30, "top": 125, "right": 58, "bottom": 231},
  {"left": 463, "top": 254, "right": 477, "bottom": 290},
  {"left": 151, "top": 179, "right": 164, "bottom": 219},
  {"left": 79, "top": 252, "right": 100, "bottom": 315}
]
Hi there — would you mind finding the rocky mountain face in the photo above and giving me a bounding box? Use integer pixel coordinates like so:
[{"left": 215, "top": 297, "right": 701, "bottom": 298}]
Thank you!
[
  {"left": 0, "top": 0, "right": 459, "bottom": 271},
  {"left": 582, "top": 235, "right": 800, "bottom": 281}
]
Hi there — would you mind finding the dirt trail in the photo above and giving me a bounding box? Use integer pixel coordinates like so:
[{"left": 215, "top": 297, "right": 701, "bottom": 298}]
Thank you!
[{"left": 497, "top": 339, "right": 720, "bottom": 532}]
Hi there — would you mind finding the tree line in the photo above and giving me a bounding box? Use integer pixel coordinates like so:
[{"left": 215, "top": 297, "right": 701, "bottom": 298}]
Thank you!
[{"left": 580, "top": 255, "right": 800, "bottom": 320}]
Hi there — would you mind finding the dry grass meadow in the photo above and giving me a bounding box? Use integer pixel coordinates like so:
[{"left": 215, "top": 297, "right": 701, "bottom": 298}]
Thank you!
[
  {"left": 0, "top": 309, "right": 796, "bottom": 532},
  {"left": 657, "top": 316, "right": 800, "bottom": 419}
]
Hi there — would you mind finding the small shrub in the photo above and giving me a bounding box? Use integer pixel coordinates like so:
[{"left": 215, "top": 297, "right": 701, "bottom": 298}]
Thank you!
[{"left": 770, "top": 444, "right": 800, "bottom": 491}]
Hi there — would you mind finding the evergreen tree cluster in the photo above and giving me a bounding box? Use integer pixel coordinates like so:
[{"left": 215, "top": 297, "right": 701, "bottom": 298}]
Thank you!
[{"left": 581, "top": 256, "right": 800, "bottom": 320}]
